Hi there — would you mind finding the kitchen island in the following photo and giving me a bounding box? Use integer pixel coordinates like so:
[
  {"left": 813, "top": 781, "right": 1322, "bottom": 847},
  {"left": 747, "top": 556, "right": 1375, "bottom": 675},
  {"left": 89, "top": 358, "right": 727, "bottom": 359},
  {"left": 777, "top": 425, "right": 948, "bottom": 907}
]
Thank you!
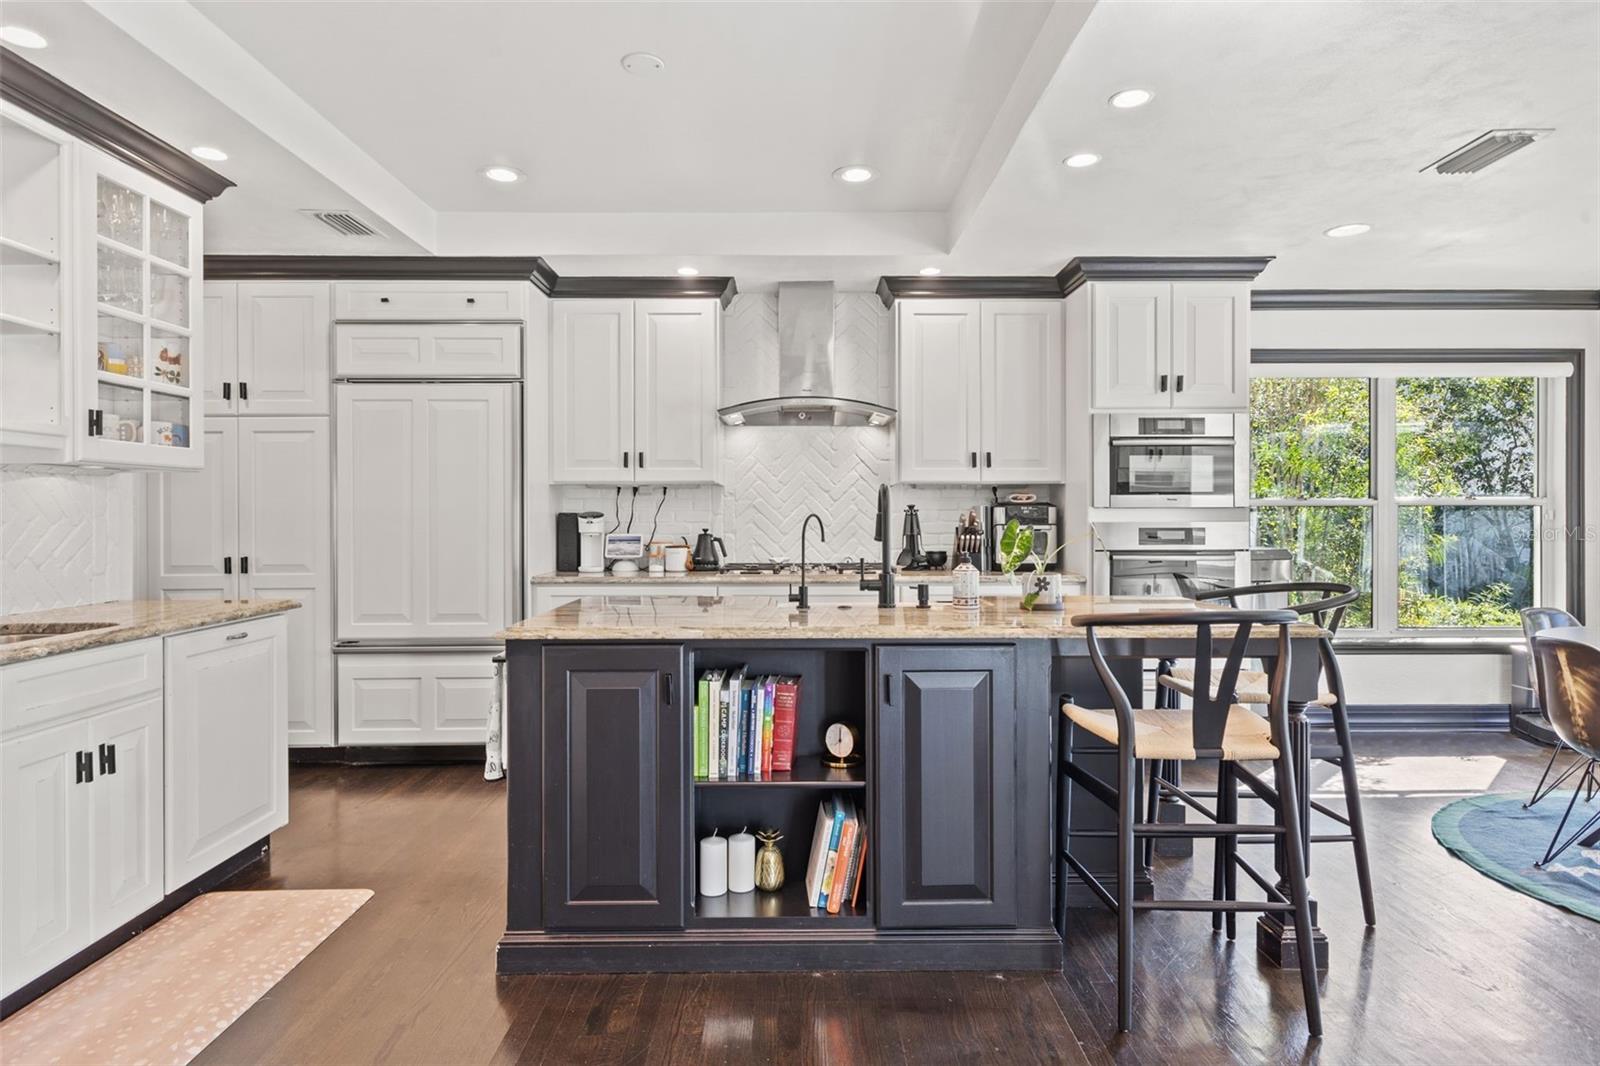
[{"left": 497, "top": 595, "right": 1326, "bottom": 974}]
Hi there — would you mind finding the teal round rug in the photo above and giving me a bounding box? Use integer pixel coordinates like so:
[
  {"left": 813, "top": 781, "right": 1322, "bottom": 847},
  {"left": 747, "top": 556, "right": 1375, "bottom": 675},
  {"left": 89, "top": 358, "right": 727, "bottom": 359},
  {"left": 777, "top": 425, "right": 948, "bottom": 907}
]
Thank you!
[{"left": 1432, "top": 793, "right": 1600, "bottom": 922}]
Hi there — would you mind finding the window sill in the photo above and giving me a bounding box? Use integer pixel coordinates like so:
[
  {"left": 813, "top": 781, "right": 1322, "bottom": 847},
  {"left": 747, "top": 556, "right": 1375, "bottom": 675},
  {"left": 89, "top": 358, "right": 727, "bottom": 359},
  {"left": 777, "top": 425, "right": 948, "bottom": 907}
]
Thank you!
[{"left": 1334, "top": 635, "right": 1521, "bottom": 655}]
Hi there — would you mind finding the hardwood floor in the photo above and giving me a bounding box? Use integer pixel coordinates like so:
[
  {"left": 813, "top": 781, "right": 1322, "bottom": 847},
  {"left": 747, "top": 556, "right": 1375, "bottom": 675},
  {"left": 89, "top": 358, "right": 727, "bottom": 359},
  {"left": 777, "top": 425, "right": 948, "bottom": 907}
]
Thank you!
[{"left": 201, "top": 734, "right": 1599, "bottom": 1065}]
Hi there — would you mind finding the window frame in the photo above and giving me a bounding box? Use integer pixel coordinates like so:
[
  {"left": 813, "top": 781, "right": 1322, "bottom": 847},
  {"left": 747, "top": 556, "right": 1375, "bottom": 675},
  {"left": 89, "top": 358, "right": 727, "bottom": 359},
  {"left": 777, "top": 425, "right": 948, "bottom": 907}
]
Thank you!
[{"left": 1249, "top": 349, "right": 1583, "bottom": 636}]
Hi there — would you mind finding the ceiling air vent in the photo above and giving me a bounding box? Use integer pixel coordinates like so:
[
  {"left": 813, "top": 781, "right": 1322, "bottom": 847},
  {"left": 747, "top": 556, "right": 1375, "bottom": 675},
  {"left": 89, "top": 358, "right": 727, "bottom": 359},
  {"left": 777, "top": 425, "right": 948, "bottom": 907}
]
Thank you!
[
  {"left": 300, "top": 209, "right": 382, "bottom": 237},
  {"left": 1422, "top": 129, "right": 1551, "bottom": 174}
]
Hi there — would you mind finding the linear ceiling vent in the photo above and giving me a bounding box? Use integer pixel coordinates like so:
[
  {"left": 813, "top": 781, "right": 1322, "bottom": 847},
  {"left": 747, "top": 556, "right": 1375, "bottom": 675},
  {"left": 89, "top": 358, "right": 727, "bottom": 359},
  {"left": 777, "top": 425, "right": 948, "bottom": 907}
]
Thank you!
[
  {"left": 1423, "top": 129, "right": 1551, "bottom": 174},
  {"left": 300, "top": 209, "right": 382, "bottom": 237}
]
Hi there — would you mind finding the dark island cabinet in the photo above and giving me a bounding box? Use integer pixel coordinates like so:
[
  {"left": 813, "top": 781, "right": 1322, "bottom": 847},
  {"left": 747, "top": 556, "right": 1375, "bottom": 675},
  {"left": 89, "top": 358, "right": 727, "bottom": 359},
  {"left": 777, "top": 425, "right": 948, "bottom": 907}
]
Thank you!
[
  {"left": 875, "top": 645, "right": 1018, "bottom": 928},
  {"left": 541, "top": 645, "right": 685, "bottom": 930}
]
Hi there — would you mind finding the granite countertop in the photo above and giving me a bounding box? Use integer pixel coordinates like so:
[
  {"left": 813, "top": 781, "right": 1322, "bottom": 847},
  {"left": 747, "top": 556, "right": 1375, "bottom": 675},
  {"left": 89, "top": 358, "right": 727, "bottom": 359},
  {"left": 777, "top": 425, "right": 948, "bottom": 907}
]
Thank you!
[
  {"left": 530, "top": 569, "right": 1088, "bottom": 586},
  {"left": 0, "top": 598, "right": 302, "bottom": 666},
  {"left": 500, "top": 594, "right": 1326, "bottom": 642}
]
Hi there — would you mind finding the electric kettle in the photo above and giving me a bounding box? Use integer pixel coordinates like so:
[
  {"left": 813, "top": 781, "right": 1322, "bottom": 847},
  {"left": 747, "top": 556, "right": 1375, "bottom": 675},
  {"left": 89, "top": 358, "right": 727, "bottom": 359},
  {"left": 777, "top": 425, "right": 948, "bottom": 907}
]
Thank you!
[{"left": 691, "top": 528, "right": 726, "bottom": 571}]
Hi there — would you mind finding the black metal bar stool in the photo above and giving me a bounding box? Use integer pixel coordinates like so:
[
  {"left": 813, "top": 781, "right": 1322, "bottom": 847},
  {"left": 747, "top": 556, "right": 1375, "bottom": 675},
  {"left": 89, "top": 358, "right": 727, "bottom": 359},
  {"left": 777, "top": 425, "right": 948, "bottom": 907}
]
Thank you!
[
  {"left": 1058, "top": 608, "right": 1322, "bottom": 1037},
  {"left": 1157, "top": 581, "right": 1375, "bottom": 929}
]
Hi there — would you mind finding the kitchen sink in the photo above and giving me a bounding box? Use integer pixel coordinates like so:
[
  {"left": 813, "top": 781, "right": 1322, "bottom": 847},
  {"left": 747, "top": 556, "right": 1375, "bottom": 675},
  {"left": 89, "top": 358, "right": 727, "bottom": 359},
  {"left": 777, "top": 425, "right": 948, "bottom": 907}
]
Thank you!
[{"left": 0, "top": 621, "right": 117, "bottom": 645}]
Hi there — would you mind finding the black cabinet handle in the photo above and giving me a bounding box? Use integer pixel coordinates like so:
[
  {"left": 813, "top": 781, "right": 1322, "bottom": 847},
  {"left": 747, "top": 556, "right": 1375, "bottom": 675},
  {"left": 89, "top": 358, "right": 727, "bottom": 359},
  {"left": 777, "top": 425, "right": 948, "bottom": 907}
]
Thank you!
[
  {"left": 1159, "top": 374, "right": 1169, "bottom": 392},
  {"left": 87, "top": 409, "right": 103, "bottom": 436},
  {"left": 226, "top": 631, "right": 249, "bottom": 641},
  {"left": 1175, "top": 374, "right": 1184, "bottom": 393},
  {"left": 239, "top": 381, "right": 249, "bottom": 401},
  {"left": 223, "top": 556, "right": 232, "bottom": 575},
  {"left": 985, "top": 451, "right": 993, "bottom": 468},
  {"left": 240, "top": 556, "right": 250, "bottom": 574},
  {"left": 222, "top": 381, "right": 231, "bottom": 401},
  {"left": 663, "top": 673, "right": 673, "bottom": 705},
  {"left": 638, "top": 452, "right": 645, "bottom": 469},
  {"left": 623, "top": 451, "right": 630, "bottom": 468},
  {"left": 969, "top": 451, "right": 977, "bottom": 468},
  {"left": 882, "top": 675, "right": 893, "bottom": 705},
  {"left": 379, "top": 296, "right": 390, "bottom": 303},
  {"left": 76, "top": 750, "right": 93, "bottom": 784},
  {"left": 466, "top": 297, "right": 476, "bottom": 305},
  {"left": 99, "top": 743, "right": 116, "bottom": 775}
]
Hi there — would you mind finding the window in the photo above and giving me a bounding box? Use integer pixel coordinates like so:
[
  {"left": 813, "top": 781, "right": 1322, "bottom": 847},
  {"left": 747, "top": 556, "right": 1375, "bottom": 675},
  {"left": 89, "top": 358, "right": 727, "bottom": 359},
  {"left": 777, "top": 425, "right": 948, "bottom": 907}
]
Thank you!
[{"left": 1250, "top": 363, "right": 1565, "bottom": 634}]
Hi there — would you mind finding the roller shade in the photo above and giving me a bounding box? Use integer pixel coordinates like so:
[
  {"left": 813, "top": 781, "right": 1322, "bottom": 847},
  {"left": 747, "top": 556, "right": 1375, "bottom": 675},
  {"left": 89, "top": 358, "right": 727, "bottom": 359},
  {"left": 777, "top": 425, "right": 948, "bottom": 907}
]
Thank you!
[{"left": 1251, "top": 361, "right": 1573, "bottom": 379}]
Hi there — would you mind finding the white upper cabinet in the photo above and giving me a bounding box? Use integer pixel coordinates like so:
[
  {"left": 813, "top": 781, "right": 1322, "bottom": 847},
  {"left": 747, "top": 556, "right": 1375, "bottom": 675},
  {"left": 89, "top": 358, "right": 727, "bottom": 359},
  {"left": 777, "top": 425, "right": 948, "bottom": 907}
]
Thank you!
[
  {"left": 78, "top": 146, "right": 205, "bottom": 469},
  {"left": 980, "top": 301, "right": 1063, "bottom": 482},
  {"left": 236, "top": 282, "right": 331, "bottom": 415},
  {"left": 336, "top": 383, "right": 514, "bottom": 641},
  {"left": 633, "top": 300, "right": 720, "bottom": 484},
  {"left": 202, "top": 282, "right": 238, "bottom": 416},
  {"left": 897, "top": 300, "right": 1061, "bottom": 485},
  {"left": 551, "top": 300, "right": 634, "bottom": 483},
  {"left": 551, "top": 298, "right": 722, "bottom": 484},
  {"left": 333, "top": 280, "right": 527, "bottom": 322},
  {"left": 897, "top": 302, "right": 981, "bottom": 483},
  {"left": 334, "top": 322, "right": 521, "bottom": 379},
  {"left": 1087, "top": 280, "right": 1249, "bottom": 411}
]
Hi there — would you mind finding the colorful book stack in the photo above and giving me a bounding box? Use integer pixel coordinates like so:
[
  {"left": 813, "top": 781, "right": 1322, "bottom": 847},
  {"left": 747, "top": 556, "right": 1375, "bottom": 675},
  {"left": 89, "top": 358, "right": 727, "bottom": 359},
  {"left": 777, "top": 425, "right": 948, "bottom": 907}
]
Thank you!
[
  {"left": 804, "top": 796, "right": 867, "bottom": 914},
  {"left": 693, "top": 669, "right": 799, "bottom": 780}
]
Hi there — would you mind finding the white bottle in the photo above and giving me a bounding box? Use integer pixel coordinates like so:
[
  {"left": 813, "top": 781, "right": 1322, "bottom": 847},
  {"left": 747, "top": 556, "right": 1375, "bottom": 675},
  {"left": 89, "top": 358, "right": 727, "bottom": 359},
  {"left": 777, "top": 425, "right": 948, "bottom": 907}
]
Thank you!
[{"left": 952, "top": 552, "right": 981, "bottom": 611}]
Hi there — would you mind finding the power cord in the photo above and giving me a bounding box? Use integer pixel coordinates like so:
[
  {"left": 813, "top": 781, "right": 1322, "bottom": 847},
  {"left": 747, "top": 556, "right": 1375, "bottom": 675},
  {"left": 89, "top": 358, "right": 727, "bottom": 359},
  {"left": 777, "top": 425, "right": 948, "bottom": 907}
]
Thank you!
[
  {"left": 647, "top": 487, "right": 668, "bottom": 545},
  {"left": 607, "top": 486, "right": 621, "bottom": 535},
  {"left": 625, "top": 486, "right": 639, "bottom": 532}
]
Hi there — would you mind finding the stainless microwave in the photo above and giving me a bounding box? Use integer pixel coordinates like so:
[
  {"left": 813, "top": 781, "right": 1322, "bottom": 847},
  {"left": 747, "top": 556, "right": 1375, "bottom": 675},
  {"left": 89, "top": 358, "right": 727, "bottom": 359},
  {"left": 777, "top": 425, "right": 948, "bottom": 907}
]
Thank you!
[{"left": 1092, "top": 413, "right": 1243, "bottom": 509}]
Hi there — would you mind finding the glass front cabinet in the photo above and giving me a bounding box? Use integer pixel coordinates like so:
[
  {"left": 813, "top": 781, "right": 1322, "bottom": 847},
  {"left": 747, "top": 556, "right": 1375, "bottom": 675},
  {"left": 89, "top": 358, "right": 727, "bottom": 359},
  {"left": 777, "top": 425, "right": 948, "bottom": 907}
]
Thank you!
[{"left": 1, "top": 101, "right": 205, "bottom": 470}]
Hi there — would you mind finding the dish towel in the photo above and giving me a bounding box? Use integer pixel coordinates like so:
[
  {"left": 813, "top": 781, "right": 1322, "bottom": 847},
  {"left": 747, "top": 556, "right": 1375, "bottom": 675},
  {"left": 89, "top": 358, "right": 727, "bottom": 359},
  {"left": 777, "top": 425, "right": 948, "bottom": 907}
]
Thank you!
[{"left": 484, "top": 654, "right": 506, "bottom": 780}]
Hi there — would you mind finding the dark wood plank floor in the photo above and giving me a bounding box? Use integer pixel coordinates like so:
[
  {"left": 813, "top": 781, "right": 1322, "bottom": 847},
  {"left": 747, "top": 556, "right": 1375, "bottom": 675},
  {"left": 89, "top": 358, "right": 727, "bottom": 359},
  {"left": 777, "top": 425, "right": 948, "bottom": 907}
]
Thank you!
[{"left": 201, "top": 734, "right": 1599, "bottom": 1065}]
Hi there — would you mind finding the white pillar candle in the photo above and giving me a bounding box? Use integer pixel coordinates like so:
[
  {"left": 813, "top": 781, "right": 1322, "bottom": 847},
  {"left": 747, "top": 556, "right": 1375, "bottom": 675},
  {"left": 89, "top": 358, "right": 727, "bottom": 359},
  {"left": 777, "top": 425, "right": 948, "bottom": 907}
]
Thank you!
[
  {"left": 699, "top": 831, "right": 728, "bottom": 898},
  {"left": 727, "top": 827, "right": 757, "bottom": 894}
]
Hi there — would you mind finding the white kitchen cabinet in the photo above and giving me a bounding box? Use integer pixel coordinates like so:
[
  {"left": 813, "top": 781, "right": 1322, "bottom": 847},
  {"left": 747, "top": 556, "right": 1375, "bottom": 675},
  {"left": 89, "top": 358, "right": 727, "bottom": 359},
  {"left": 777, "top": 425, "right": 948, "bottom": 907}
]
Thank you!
[
  {"left": 235, "top": 282, "right": 330, "bottom": 415},
  {"left": 1, "top": 639, "right": 165, "bottom": 998},
  {"left": 980, "top": 301, "right": 1063, "bottom": 482},
  {"left": 334, "top": 322, "right": 521, "bottom": 378},
  {"left": 77, "top": 145, "right": 205, "bottom": 469},
  {"left": 1087, "top": 281, "right": 1248, "bottom": 411},
  {"left": 201, "top": 282, "right": 238, "bottom": 415},
  {"left": 336, "top": 652, "right": 498, "bottom": 745},
  {"left": 163, "top": 615, "right": 289, "bottom": 890},
  {"left": 0, "top": 103, "right": 73, "bottom": 462},
  {"left": 550, "top": 298, "right": 721, "bottom": 484},
  {"left": 896, "top": 300, "right": 1061, "bottom": 485},
  {"left": 148, "top": 417, "right": 332, "bottom": 745},
  {"left": 333, "top": 280, "right": 527, "bottom": 322},
  {"left": 336, "top": 383, "right": 515, "bottom": 641}
]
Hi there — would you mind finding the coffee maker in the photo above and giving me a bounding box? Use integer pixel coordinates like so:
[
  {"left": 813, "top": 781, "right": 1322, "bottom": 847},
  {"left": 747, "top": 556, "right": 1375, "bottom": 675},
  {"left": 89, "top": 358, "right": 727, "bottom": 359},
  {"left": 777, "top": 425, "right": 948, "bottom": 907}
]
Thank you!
[
  {"left": 986, "top": 502, "right": 1059, "bottom": 572},
  {"left": 577, "top": 513, "right": 606, "bottom": 574}
]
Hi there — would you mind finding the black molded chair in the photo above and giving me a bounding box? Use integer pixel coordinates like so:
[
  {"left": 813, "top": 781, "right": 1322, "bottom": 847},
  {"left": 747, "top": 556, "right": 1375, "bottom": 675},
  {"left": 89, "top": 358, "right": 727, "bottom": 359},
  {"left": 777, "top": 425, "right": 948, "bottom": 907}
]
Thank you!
[
  {"left": 1059, "top": 609, "right": 1322, "bottom": 1037},
  {"left": 1526, "top": 633, "right": 1600, "bottom": 864},
  {"left": 1520, "top": 607, "right": 1596, "bottom": 809},
  {"left": 1158, "top": 581, "right": 1375, "bottom": 928}
]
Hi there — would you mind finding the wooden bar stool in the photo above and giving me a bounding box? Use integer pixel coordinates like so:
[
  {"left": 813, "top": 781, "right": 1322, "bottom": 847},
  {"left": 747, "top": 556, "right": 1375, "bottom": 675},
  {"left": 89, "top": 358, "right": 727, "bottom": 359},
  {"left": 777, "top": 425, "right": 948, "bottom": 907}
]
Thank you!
[
  {"left": 1059, "top": 608, "right": 1322, "bottom": 1037},
  {"left": 1158, "top": 582, "right": 1376, "bottom": 929}
]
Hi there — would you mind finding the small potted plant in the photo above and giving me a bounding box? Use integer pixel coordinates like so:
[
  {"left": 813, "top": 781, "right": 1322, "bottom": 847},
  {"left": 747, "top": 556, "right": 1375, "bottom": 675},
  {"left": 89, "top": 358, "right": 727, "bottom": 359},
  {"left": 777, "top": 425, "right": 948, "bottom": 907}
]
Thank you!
[{"left": 996, "top": 519, "right": 1067, "bottom": 611}]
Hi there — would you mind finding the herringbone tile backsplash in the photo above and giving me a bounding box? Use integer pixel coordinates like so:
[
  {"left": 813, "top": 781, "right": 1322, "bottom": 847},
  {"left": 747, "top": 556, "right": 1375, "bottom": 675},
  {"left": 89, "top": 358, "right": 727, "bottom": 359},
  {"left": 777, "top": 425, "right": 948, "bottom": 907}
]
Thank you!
[
  {"left": 554, "top": 291, "right": 1026, "bottom": 563},
  {"left": 0, "top": 468, "right": 137, "bottom": 613}
]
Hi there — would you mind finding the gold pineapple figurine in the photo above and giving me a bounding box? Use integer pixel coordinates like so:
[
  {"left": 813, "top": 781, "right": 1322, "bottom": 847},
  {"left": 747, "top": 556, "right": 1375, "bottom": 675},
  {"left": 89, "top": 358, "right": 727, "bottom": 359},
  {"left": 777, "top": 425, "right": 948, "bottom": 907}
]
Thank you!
[{"left": 754, "top": 828, "right": 785, "bottom": 892}]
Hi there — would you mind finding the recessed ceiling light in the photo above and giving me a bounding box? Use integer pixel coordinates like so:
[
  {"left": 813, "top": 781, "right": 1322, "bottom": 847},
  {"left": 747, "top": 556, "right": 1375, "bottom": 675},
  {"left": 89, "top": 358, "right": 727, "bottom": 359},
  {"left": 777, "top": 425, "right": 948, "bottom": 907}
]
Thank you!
[
  {"left": 0, "top": 26, "right": 48, "bottom": 49},
  {"left": 190, "top": 146, "right": 228, "bottom": 162},
  {"left": 919, "top": 267, "right": 942, "bottom": 276},
  {"left": 1063, "top": 153, "right": 1101, "bottom": 169},
  {"left": 1324, "top": 223, "right": 1372, "bottom": 238},
  {"left": 1108, "top": 88, "right": 1154, "bottom": 109},
  {"left": 833, "top": 165, "right": 875, "bottom": 184},
  {"left": 676, "top": 266, "right": 699, "bottom": 277},
  {"left": 482, "top": 165, "right": 522, "bottom": 183},
  {"left": 620, "top": 52, "right": 664, "bottom": 75}
]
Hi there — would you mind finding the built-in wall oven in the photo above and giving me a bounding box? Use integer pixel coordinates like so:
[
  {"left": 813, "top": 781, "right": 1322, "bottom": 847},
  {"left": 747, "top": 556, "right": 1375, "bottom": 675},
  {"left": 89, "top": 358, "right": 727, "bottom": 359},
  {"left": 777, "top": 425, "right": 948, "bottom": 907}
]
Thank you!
[
  {"left": 1092, "top": 522, "right": 1250, "bottom": 598},
  {"left": 1092, "top": 414, "right": 1243, "bottom": 508}
]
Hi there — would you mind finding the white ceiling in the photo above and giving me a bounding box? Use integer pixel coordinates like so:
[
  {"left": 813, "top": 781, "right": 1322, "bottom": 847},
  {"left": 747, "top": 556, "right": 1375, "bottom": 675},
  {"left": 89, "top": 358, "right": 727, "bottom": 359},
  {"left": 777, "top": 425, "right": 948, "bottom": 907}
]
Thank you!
[{"left": 8, "top": 0, "right": 1596, "bottom": 288}]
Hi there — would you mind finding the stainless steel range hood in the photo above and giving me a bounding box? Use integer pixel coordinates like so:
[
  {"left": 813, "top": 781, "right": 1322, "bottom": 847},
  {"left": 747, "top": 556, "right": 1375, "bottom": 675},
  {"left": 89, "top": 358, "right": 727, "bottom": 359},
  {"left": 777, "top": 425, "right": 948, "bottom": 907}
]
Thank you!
[{"left": 717, "top": 281, "right": 896, "bottom": 427}]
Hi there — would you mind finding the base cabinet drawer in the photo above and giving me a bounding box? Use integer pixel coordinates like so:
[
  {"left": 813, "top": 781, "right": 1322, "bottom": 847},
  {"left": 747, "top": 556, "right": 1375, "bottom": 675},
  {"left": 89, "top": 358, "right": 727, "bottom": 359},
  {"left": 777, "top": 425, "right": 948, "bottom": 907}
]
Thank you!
[
  {"left": 336, "top": 652, "right": 499, "bottom": 745},
  {"left": 335, "top": 323, "right": 521, "bottom": 378},
  {"left": 164, "top": 617, "right": 289, "bottom": 891},
  {"left": 334, "top": 281, "right": 527, "bottom": 322}
]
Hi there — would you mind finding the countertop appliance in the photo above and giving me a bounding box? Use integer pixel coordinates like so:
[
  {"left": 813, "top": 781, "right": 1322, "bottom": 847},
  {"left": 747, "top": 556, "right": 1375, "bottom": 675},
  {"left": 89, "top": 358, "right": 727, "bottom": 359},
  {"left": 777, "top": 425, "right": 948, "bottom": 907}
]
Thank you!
[
  {"left": 986, "top": 502, "right": 1058, "bottom": 572},
  {"left": 577, "top": 513, "right": 605, "bottom": 574},
  {"left": 1093, "top": 413, "right": 1242, "bottom": 508},
  {"left": 692, "top": 528, "right": 726, "bottom": 571},
  {"left": 1092, "top": 521, "right": 1249, "bottom": 598},
  {"left": 605, "top": 532, "right": 645, "bottom": 576}
]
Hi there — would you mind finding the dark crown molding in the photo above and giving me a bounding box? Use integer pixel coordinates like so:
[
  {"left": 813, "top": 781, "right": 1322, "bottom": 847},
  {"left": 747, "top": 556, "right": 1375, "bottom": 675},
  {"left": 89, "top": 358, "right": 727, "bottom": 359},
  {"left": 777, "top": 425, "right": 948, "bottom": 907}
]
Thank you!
[
  {"left": 1, "top": 46, "right": 234, "bottom": 203},
  {"left": 205, "top": 255, "right": 559, "bottom": 292},
  {"left": 551, "top": 276, "right": 738, "bottom": 308},
  {"left": 1251, "top": 289, "right": 1600, "bottom": 311},
  {"left": 1056, "top": 256, "right": 1275, "bottom": 295},
  {"left": 875, "top": 276, "right": 1059, "bottom": 308}
]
